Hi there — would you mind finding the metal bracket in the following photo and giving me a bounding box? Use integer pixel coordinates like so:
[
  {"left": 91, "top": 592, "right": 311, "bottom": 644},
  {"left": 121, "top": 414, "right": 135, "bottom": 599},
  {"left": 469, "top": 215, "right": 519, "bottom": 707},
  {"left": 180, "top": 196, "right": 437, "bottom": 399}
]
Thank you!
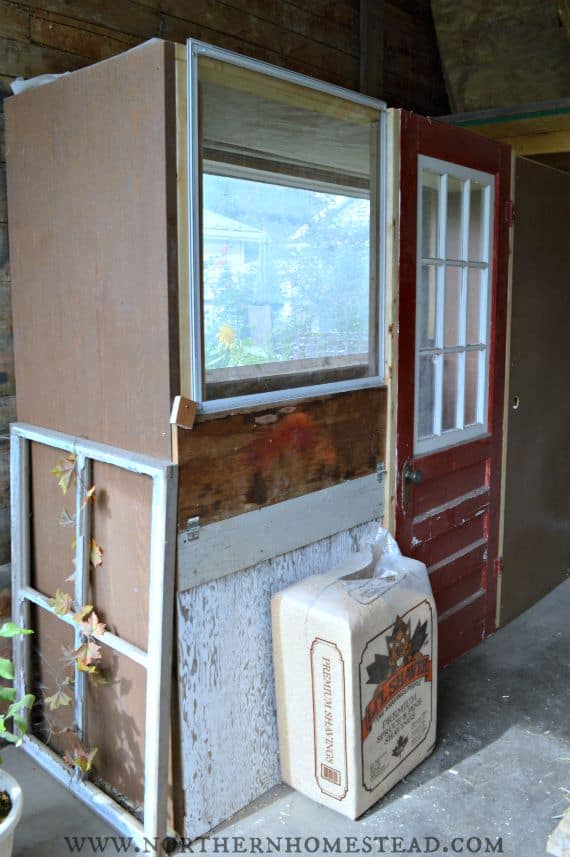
[
  {"left": 376, "top": 462, "right": 387, "bottom": 485},
  {"left": 184, "top": 516, "right": 200, "bottom": 543}
]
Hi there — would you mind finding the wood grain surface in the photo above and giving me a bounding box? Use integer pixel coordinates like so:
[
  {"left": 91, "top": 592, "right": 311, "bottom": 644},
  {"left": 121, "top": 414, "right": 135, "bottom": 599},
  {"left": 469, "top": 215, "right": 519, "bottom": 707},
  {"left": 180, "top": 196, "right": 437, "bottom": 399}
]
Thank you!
[{"left": 176, "top": 387, "right": 387, "bottom": 528}]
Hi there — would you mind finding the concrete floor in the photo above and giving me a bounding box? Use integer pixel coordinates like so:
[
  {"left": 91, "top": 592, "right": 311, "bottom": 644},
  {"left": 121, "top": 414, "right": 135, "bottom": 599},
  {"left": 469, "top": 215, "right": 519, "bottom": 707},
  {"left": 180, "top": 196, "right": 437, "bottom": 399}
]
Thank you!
[{"left": 5, "top": 578, "right": 570, "bottom": 856}]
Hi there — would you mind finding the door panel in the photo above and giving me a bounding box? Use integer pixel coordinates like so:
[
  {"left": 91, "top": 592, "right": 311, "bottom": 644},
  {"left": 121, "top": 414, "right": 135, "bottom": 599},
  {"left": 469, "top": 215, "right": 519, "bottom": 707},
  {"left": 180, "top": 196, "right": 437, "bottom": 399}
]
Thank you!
[
  {"left": 397, "top": 112, "right": 511, "bottom": 669},
  {"left": 500, "top": 158, "right": 570, "bottom": 624}
]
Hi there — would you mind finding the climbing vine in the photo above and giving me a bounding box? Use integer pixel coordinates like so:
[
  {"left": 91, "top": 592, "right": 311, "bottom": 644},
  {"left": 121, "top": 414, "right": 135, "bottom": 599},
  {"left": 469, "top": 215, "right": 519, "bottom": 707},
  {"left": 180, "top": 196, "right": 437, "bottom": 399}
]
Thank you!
[{"left": 40, "top": 453, "right": 108, "bottom": 775}]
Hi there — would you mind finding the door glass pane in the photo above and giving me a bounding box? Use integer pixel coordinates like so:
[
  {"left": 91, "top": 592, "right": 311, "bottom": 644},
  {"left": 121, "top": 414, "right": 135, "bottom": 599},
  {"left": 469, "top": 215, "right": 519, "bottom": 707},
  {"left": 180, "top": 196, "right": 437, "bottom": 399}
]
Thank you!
[
  {"left": 442, "top": 352, "right": 459, "bottom": 431},
  {"left": 464, "top": 350, "right": 480, "bottom": 425},
  {"left": 469, "top": 183, "right": 486, "bottom": 262},
  {"left": 418, "top": 265, "right": 437, "bottom": 349},
  {"left": 446, "top": 176, "right": 463, "bottom": 260},
  {"left": 415, "top": 156, "right": 494, "bottom": 454},
  {"left": 467, "top": 268, "right": 483, "bottom": 345},
  {"left": 418, "top": 354, "right": 437, "bottom": 438},
  {"left": 421, "top": 172, "right": 439, "bottom": 259},
  {"left": 444, "top": 266, "right": 461, "bottom": 346}
]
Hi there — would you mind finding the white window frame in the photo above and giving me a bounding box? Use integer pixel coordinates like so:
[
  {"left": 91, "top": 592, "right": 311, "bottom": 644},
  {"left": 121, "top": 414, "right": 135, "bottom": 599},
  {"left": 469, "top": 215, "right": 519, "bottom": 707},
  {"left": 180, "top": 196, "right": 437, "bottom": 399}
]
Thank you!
[
  {"left": 186, "top": 39, "right": 388, "bottom": 414},
  {"left": 414, "top": 155, "right": 495, "bottom": 456},
  {"left": 10, "top": 423, "right": 178, "bottom": 850}
]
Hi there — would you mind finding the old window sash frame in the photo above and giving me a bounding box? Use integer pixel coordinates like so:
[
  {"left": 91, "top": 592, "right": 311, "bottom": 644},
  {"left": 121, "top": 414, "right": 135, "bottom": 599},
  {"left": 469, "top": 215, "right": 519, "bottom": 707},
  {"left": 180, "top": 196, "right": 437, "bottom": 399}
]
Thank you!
[
  {"left": 10, "top": 423, "right": 178, "bottom": 852},
  {"left": 186, "top": 38, "right": 388, "bottom": 414},
  {"left": 414, "top": 155, "right": 495, "bottom": 456}
]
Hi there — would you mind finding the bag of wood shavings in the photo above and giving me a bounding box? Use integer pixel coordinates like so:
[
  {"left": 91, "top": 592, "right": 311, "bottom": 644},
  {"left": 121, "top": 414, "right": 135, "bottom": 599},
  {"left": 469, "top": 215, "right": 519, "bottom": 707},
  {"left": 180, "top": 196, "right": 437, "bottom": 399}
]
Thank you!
[{"left": 271, "top": 526, "right": 437, "bottom": 819}]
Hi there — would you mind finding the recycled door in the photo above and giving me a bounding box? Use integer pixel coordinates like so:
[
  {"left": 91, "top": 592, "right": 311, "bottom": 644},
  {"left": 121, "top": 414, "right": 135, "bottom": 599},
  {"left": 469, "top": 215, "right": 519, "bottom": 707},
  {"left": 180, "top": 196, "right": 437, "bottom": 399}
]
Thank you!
[{"left": 396, "top": 112, "right": 511, "bottom": 668}]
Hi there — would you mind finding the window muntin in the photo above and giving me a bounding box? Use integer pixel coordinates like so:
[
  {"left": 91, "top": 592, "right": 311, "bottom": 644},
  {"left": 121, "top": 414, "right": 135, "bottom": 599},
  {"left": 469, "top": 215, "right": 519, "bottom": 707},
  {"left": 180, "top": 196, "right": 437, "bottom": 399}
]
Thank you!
[
  {"left": 414, "top": 156, "right": 494, "bottom": 455},
  {"left": 187, "top": 43, "right": 386, "bottom": 410}
]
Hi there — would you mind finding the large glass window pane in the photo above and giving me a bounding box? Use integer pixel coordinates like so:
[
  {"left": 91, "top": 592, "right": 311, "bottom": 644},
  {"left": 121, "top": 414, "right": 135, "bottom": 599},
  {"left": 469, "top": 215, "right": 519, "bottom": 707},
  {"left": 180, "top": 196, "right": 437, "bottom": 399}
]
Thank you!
[
  {"left": 442, "top": 352, "right": 459, "bottom": 431},
  {"left": 421, "top": 172, "right": 439, "bottom": 259},
  {"left": 203, "top": 175, "right": 370, "bottom": 364},
  {"left": 198, "top": 55, "right": 380, "bottom": 401},
  {"left": 418, "top": 265, "right": 437, "bottom": 349},
  {"left": 443, "top": 266, "right": 461, "bottom": 347},
  {"left": 418, "top": 354, "right": 437, "bottom": 439},
  {"left": 446, "top": 176, "right": 463, "bottom": 261}
]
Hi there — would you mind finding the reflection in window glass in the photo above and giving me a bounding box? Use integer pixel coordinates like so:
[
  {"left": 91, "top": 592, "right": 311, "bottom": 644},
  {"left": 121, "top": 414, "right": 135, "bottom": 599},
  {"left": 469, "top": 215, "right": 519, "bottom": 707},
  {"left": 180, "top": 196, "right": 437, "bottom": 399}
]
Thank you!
[
  {"left": 444, "top": 266, "right": 461, "bottom": 347},
  {"left": 418, "top": 265, "right": 437, "bottom": 349},
  {"left": 469, "top": 183, "right": 486, "bottom": 262},
  {"left": 467, "top": 268, "right": 483, "bottom": 345},
  {"left": 442, "top": 352, "right": 459, "bottom": 431},
  {"left": 464, "top": 351, "right": 479, "bottom": 426},
  {"left": 203, "top": 174, "right": 370, "bottom": 372},
  {"left": 418, "top": 354, "right": 437, "bottom": 439},
  {"left": 446, "top": 176, "right": 464, "bottom": 261},
  {"left": 421, "top": 172, "right": 439, "bottom": 259}
]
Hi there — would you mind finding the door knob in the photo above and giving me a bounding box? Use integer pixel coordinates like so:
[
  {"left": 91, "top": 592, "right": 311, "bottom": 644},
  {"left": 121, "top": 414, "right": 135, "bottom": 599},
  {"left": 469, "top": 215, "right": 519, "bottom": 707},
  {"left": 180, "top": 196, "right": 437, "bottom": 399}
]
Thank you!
[
  {"left": 403, "top": 463, "right": 423, "bottom": 485},
  {"left": 402, "top": 461, "right": 422, "bottom": 510}
]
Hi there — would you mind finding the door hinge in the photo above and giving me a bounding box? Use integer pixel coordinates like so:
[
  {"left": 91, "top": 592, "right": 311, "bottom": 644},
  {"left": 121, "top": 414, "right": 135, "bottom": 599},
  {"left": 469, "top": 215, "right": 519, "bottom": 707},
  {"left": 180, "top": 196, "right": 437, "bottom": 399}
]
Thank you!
[
  {"left": 504, "top": 199, "right": 515, "bottom": 227},
  {"left": 183, "top": 516, "right": 200, "bottom": 543},
  {"left": 494, "top": 557, "right": 503, "bottom": 577}
]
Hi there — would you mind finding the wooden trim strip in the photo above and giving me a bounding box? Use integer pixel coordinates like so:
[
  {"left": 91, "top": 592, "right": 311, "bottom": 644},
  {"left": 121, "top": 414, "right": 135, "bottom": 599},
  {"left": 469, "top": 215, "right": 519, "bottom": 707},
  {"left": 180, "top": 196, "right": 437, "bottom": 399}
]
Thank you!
[{"left": 177, "top": 472, "right": 384, "bottom": 590}]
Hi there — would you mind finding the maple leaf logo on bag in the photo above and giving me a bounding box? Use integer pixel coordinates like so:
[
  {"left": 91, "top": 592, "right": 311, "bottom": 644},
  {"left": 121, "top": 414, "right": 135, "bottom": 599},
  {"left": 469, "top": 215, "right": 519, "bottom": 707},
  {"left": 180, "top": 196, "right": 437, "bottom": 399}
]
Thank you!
[{"left": 365, "top": 615, "right": 429, "bottom": 685}]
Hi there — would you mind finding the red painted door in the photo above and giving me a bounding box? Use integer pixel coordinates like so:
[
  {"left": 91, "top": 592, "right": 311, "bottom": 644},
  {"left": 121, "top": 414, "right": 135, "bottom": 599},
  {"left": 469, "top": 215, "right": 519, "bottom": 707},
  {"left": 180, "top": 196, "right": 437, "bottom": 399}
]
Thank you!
[{"left": 396, "top": 112, "right": 511, "bottom": 669}]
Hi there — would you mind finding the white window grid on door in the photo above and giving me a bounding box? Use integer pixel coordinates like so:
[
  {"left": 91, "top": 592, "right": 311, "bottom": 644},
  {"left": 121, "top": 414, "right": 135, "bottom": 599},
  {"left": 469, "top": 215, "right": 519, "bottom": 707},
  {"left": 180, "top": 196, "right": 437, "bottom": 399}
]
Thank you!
[
  {"left": 414, "top": 155, "right": 495, "bottom": 456},
  {"left": 10, "top": 423, "right": 178, "bottom": 852}
]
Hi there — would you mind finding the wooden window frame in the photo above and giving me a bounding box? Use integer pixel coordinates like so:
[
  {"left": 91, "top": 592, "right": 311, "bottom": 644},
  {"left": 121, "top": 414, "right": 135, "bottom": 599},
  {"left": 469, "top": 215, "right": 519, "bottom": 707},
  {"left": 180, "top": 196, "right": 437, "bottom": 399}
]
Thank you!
[{"left": 185, "top": 39, "right": 388, "bottom": 415}]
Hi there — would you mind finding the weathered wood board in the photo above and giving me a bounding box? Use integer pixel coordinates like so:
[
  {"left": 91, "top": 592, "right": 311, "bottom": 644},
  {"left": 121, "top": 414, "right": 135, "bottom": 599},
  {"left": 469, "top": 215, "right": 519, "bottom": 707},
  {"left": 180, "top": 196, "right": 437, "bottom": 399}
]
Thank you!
[
  {"left": 176, "top": 387, "right": 387, "bottom": 528},
  {"left": 176, "top": 520, "right": 378, "bottom": 840}
]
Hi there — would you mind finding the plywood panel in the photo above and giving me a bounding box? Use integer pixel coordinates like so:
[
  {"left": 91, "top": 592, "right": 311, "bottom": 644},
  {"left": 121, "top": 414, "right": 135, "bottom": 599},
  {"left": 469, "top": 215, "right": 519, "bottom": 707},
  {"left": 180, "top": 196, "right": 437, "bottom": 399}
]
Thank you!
[
  {"left": 6, "top": 41, "right": 178, "bottom": 815},
  {"left": 176, "top": 387, "right": 387, "bottom": 528},
  {"left": 5, "top": 39, "right": 176, "bottom": 458},
  {"left": 28, "top": 443, "right": 151, "bottom": 809},
  {"left": 500, "top": 158, "right": 570, "bottom": 624},
  {"left": 431, "top": 0, "right": 570, "bottom": 113},
  {"left": 177, "top": 520, "right": 377, "bottom": 840}
]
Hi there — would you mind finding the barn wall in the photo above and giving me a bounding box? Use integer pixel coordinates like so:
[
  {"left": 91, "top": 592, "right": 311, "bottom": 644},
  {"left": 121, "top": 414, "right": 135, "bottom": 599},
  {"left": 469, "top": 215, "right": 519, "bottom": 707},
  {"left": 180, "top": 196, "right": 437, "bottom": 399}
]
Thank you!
[{"left": 0, "top": 1, "right": 447, "bottom": 559}]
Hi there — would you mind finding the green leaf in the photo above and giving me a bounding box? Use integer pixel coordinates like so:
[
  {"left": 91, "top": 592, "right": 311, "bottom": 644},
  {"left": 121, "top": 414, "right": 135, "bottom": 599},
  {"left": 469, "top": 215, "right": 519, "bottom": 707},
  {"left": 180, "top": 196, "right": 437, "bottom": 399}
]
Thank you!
[
  {"left": 1, "top": 731, "right": 21, "bottom": 744},
  {"left": 0, "top": 622, "right": 33, "bottom": 638},
  {"left": 13, "top": 716, "right": 27, "bottom": 735},
  {"left": 7, "top": 694, "right": 34, "bottom": 718},
  {"left": 0, "top": 688, "right": 16, "bottom": 703},
  {"left": 0, "top": 659, "right": 14, "bottom": 680}
]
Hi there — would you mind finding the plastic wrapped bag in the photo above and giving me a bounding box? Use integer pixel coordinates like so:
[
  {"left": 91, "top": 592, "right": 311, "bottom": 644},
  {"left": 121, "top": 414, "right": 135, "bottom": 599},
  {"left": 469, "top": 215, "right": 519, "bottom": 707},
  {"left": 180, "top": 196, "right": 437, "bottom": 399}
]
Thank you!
[{"left": 272, "top": 525, "right": 437, "bottom": 819}]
